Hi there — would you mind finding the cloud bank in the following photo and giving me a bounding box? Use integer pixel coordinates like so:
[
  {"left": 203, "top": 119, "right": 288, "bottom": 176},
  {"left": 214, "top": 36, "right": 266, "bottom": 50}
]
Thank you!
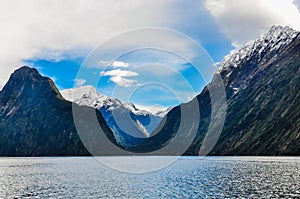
[
  {"left": 1, "top": 0, "right": 299, "bottom": 90},
  {"left": 205, "top": 0, "right": 300, "bottom": 48},
  {"left": 0, "top": 0, "right": 175, "bottom": 88}
]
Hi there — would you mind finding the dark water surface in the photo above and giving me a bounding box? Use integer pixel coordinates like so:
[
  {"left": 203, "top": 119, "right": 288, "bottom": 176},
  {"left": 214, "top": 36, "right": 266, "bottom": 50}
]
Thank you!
[{"left": 0, "top": 157, "right": 299, "bottom": 198}]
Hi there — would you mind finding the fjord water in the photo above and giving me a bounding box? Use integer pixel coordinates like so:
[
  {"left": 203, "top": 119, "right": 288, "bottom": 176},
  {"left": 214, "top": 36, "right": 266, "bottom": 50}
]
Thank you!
[{"left": 0, "top": 157, "right": 299, "bottom": 198}]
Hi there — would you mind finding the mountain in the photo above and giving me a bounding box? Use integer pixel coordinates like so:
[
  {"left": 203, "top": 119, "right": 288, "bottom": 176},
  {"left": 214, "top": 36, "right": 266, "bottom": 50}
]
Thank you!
[
  {"left": 61, "top": 86, "right": 164, "bottom": 148},
  {"left": 131, "top": 25, "right": 300, "bottom": 156},
  {"left": 209, "top": 25, "right": 300, "bottom": 155},
  {"left": 0, "top": 66, "right": 118, "bottom": 156}
]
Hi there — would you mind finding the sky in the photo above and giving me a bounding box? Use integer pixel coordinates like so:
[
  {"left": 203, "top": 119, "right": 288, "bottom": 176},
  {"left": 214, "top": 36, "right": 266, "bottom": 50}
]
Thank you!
[{"left": 1, "top": 0, "right": 300, "bottom": 111}]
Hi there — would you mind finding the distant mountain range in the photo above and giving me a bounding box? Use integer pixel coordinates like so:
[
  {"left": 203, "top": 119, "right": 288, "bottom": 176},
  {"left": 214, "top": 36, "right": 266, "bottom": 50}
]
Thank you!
[
  {"left": 0, "top": 25, "right": 299, "bottom": 156},
  {"left": 61, "top": 86, "right": 165, "bottom": 148}
]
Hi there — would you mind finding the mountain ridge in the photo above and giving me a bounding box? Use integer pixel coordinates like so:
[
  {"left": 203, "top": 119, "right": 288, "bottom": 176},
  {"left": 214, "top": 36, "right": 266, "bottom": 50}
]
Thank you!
[
  {"left": 130, "top": 25, "right": 300, "bottom": 156},
  {"left": 0, "top": 66, "right": 117, "bottom": 156},
  {"left": 218, "top": 25, "right": 299, "bottom": 93},
  {"left": 189, "top": 25, "right": 300, "bottom": 155}
]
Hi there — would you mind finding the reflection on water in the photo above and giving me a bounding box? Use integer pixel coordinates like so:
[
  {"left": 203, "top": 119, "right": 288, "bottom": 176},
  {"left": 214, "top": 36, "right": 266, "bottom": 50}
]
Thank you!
[{"left": 0, "top": 157, "right": 299, "bottom": 198}]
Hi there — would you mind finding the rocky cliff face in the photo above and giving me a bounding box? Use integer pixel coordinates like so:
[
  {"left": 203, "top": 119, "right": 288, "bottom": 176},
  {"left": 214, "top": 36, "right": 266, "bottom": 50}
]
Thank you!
[
  {"left": 0, "top": 66, "right": 116, "bottom": 156},
  {"left": 132, "top": 25, "right": 300, "bottom": 156}
]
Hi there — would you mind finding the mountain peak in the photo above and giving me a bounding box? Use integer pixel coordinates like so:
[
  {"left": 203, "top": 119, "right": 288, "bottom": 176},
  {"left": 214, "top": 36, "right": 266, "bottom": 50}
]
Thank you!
[
  {"left": 218, "top": 25, "right": 299, "bottom": 71},
  {"left": 61, "top": 85, "right": 108, "bottom": 109},
  {"left": 267, "top": 25, "right": 297, "bottom": 35},
  {"left": 16, "top": 65, "right": 38, "bottom": 72},
  {"left": 0, "top": 66, "right": 63, "bottom": 106},
  {"left": 12, "top": 66, "right": 40, "bottom": 78},
  {"left": 216, "top": 25, "right": 299, "bottom": 93},
  {"left": 76, "top": 85, "right": 97, "bottom": 92},
  {"left": 260, "top": 25, "right": 299, "bottom": 44},
  {"left": 8, "top": 66, "right": 51, "bottom": 89}
]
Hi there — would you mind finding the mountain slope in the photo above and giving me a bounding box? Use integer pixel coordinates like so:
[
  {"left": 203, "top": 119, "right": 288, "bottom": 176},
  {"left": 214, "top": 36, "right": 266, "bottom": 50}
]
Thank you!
[
  {"left": 61, "top": 86, "right": 163, "bottom": 148},
  {"left": 210, "top": 26, "right": 300, "bottom": 155},
  {"left": 0, "top": 66, "right": 117, "bottom": 156},
  {"left": 132, "top": 25, "right": 300, "bottom": 155}
]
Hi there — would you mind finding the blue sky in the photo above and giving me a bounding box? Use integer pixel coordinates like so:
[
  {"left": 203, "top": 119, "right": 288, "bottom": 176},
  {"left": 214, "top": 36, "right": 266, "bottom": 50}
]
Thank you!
[
  {"left": 24, "top": 1, "right": 234, "bottom": 109},
  {"left": 27, "top": 25, "right": 231, "bottom": 108},
  {"left": 1, "top": 0, "right": 300, "bottom": 111}
]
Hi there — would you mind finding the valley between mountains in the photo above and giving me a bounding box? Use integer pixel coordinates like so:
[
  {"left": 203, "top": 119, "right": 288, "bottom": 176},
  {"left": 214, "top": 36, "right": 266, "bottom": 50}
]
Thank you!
[{"left": 0, "top": 25, "right": 299, "bottom": 156}]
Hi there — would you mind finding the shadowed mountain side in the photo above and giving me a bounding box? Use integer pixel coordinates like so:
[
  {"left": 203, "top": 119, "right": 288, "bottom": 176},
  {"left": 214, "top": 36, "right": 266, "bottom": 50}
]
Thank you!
[
  {"left": 189, "top": 26, "right": 300, "bottom": 156},
  {"left": 0, "top": 66, "right": 120, "bottom": 156},
  {"left": 129, "top": 76, "right": 226, "bottom": 156},
  {"left": 130, "top": 26, "right": 300, "bottom": 156},
  {"left": 210, "top": 34, "right": 300, "bottom": 155}
]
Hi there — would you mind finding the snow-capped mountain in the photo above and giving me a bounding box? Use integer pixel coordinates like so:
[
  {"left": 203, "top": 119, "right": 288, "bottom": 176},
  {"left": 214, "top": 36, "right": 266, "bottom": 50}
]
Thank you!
[
  {"left": 61, "top": 85, "right": 165, "bottom": 116},
  {"left": 217, "top": 25, "right": 299, "bottom": 94},
  {"left": 61, "top": 85, "right": 109, "bottom": 109},
  {"left": 61, "top": 85, "right": 165, "bottom": 148}
]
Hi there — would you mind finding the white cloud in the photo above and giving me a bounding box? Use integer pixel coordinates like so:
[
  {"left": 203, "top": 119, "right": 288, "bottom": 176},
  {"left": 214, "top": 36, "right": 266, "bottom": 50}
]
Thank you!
[
  {"left": 101, "top": 69, "right": 138, "bottom": 87},
  {"left": 98, "top": 60, "right": 129, "bottom": 68},
  {"left": 100, "top": 69, "right": 138, "bottom": 77},
  {"left": 110, "top": 76, "right": 137, "bottom": 87},
  {"left": 205, "top": 0, "right": 300, "bottom": 48},
  {"left": 75, "top": 78, "right": 86, "bottom": 87},
  {"left": 294, "top": 0, "right": 300, "bottom": 10},
  {"left": 111, "top": 61, "right": 129, "bottom": 68},
  {"left": 0, "top": 0, "right": 178, "bottom": 88},
  {"left": 98, "top": 60, "right": 110, "bottom": 67},
  {"left": 83, "top": 28, "right": 198, "bottom": 71}
]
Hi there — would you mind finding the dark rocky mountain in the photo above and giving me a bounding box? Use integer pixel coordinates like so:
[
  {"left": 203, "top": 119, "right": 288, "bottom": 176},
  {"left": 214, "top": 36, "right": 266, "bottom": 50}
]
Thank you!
[
  {"left": 132, "top": 25, "right": 300, "bottom": 156},
  {"left": 0, "top": 66, "right": 117, "bottom": 156},
  {"left": 209, "top": 26, "right": 300, "bottom": 155}
]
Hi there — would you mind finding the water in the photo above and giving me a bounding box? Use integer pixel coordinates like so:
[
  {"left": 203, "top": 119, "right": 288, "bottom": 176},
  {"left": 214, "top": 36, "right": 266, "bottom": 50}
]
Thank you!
[{"left": 0, "top": 157, "right": 299, "bottom": 198}]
